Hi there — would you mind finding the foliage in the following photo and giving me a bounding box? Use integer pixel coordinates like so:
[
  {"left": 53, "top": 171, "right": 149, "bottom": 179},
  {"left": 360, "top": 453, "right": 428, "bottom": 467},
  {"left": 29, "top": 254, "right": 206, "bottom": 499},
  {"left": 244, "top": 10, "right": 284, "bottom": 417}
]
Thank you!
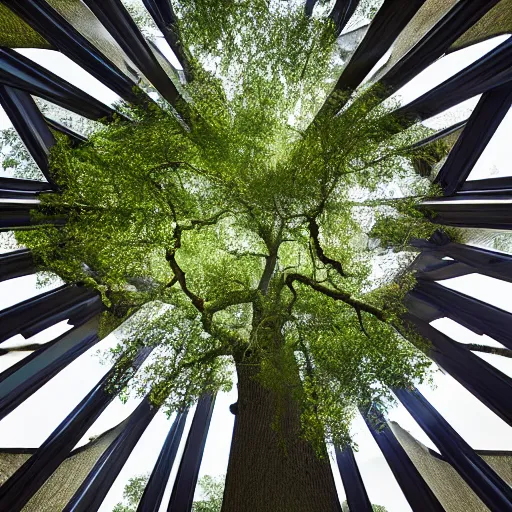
[
  {"left": 342, "top": 500, "right": 388, "bottom": 512},
  {"left": 16, "top": 1, "right": 444, "bottom": 449},
  {"left": 112, "top": 473, "right": 149, "bottom": 512},
  {"left": 192, "top": 474, "right": 225, "bottom": 512},
  {"left": 112, "top": 473, "right": 224, "bottom": 512}
]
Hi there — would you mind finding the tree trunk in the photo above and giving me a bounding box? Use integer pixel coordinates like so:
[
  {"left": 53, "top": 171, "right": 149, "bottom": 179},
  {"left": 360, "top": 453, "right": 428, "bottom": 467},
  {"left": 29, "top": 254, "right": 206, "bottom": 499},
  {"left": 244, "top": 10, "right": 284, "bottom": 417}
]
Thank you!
[{"left": 221, "top": 362, "right": 341, "bottom": 512}]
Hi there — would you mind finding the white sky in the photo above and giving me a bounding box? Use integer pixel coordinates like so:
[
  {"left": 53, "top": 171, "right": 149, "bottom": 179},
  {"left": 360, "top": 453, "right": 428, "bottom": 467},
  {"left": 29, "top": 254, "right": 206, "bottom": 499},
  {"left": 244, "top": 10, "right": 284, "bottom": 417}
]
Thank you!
[{"left": 0, "top": 17, "right": 511, "bottom": 512}]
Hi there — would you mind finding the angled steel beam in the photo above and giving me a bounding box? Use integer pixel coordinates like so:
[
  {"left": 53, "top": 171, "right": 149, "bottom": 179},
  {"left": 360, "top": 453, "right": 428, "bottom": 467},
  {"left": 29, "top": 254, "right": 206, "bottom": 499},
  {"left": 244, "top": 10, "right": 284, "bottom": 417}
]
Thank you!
[
  {"left": 459, "top": 176, "right": 512, "bottom": 195},
  {"left": 1, "top": 0, "right": 141, "bottom": 104},
  {"left": 0, "top": 47, "right": 117, "bottom": 121},
  {"left": 335, "top": 445, "right": 373, "bottom": 511},
  {"left": 408, "top": 279, "right": 512, "bottom": 351},
  {"left": 410, "top": 250, "right": 475, "bottom": 281},
  {"left": 403, "top": 313, "right": 512, "bottom": 428},
  {"left": 305, "top": 0, "right": 319, "bottom": 17},
  {"left": 63, "top": 394, "right": 159, "bottom": 512},
  {"left": 43, "top": 116, "right": 88, "bottom": 145},
  {"left": 394, "top": 387, "right": 512, "bottom": 511},
  {"left": 411, "top": 231, "right": 512, "bottom": 284},
  {"left": 137, "top": 410, "right": 189, "bottom": 512},
  {"left": 408, "top": 120, "right": 467, "bottom": 150},
  {"left": 167, "top": 393, "right": 216, "bottom": 511},
  {"left": 377, "top": 0, "right": 501, "bottom": 93},
  {"left": 142, "top": 0, "right": 194, "bottom": 82},
  {"left": 0, "top": 177, "right": 50, "bottom": 193},
  {"left": 435, "top": 83, "right": 512, "bottom": 195},
  {"left": 83, "top": 0, "right": 180, "bottom": 106},
  {"left": 331, "top": 0, "right": 428, "bottom": 94},
  {"left": 362, "top": 407, "right": 444, "bottom": 511},
  {"left": 0, "top": 248, "right": 35, "bottom": 283},
  {"left": 0, "top": 199, "right": 66, "bottom": 231},
  {"left": 0, "top": 85, "right": 57, "bottom": 186},
  {"left": 0, "top": 284, "right": 102, "bottom": 344},
  {"left": 0, "top": 316, "right": 101, "bottom": 421},
  {"left": 0, "top": 346, "right": 152, "bottom": 511},
  {"left": 329, "top": 0, "right": 360, "bottom": 37},
  {"left": 0, "top": 178, "right": 52, "bottom": 202},
  {"left": 395, "top": 37, "right": 512, "bottom": 124},
  {"left": 421, "top": 199, "right": 512, "bottom": 230}
]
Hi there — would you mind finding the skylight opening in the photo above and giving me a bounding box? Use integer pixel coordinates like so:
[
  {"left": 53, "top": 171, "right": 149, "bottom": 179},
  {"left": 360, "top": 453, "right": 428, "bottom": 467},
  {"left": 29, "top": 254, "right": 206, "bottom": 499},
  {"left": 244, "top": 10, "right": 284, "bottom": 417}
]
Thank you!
[
  {"left": 466, "top": 105, "right": 512, "bottom": 181},
  {"left": 15, "top": 49, "right": 122, "bottom": 108},
  {"left": 385, "top": 35, "right": 510, "bottom": 108}
]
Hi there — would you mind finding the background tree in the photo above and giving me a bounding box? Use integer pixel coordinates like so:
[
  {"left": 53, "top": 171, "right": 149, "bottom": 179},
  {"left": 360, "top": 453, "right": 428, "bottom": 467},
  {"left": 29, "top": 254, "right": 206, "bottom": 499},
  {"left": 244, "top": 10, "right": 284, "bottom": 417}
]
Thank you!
[
  {"left": 112, "top": 474, "right": 149, "bottom": 512},
  {"left": 16, "top": 2, "right": 449, "bottom": 511},
  {"left": 342, "top": 500, "right": 388, "bottom": 512},
  {"left": 112, "top": 473, "right": 224, "bottom": 512}
]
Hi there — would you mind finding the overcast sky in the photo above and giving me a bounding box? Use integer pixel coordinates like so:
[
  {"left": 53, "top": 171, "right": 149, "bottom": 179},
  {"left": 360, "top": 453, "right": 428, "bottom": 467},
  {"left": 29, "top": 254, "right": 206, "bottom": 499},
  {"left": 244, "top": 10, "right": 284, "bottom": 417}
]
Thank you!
[{"left": 0, "top": 13, "right": 511, "bottom": 511}]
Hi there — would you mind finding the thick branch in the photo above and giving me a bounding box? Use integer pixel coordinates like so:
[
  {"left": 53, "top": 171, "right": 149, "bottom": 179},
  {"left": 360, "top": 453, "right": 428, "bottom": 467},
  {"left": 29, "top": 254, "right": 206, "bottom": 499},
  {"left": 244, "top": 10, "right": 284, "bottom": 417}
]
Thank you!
[
  {"left": 206, "top": 289, "right": 259, "bottom": 316},
  {"left": 165, "top": 210, "right": 228, "bottom": 311},
  {"left": 308, "top": 217, "right": 346, "bottom": 277},
  {"left": 286, "top": 273, "right": 387, "bottom": 322},
  {"left": 463, "top": 343, "right": 512, "bottom": 359},
  {"left": 0, "top": 343, "right": 43, "bottom": 356},
  {"left": 166, "top": 224, "right": 204, "bottom": 311}
]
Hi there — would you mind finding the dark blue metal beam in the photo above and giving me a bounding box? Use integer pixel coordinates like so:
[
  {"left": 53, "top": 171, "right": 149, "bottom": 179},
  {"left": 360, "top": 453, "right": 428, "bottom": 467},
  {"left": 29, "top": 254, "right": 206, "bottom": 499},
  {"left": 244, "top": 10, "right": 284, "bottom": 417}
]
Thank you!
[
  {"left": 305, "top": 0, "right": 318, "bottom": 17},
  {"left": 459, "top": 176, "right": 512, "bottom": 195},
  {"left": 410, "top": 250, "right": 474, "bottom": 281},
  {"left": 0, "top": 284, "right": 102, "bottom": 345},
  {"left": 82, "top": 0, "right": 180, "bottom": 106},
  {"left": 0, "top": 316, "right": 101, "bottom": 421},
  {"left": 137, "top": 410, "right": 189, "bottom": 512},
  {"left": 408, "top": 120, "right": 467, "bottom": 150},
  {"left": 421, "top": 199, "right": 512, "bottom": 230},
  {"left": 379, "top": 0, "right": 501, "bottom": 93},
  {"left": 0, "top": 346, "right": 152, "bottom": 511},
  {"left": 408, "top": 280, "right": 512, "bottom": 350},
  {"left": 435, "top": 83, "right": 512, "bottom": 195},
  {"left": 44, "top": 116, "right": 87, "bottom": 145},
  {"left": 335, "top": 445, "right": 373, "bottom": 512},
  {"left": 0, "top": 249, "right": 36, "bottom": 283},
  {"left": 395, "top": 37, "right": 512, "bottom": 123},
  {"left": 141, "top": 0, "right": 193, "bottom": 82},
  {"left": 167, "top": 393, "right": 216, "bottom": 511},
  {"left": 411, "top": 231, "right": 512, "bottom": 284},
  {"left": 394, "top": 387, "right": 512, "bottom": 511},
  {"left": 0, "top": 47, "right": 117, "bottom": 121},
  {"left": 0, "top": 199, "right": 66, "bottom": 231},
  {"left": 362, "top": 407, "right": 444, "bottom": 511},
  {"left": 328, "top": 0, "right": 360, "bottom": 36},
  {"left": 403, "top": 313, "right": 512, "bottom": 427},
  {"left": 331, "top": 0, "right": 428, "bottom": 94},
  {"left": 63, "top": 394, "right": 159, "bottom": 512},
  {"left": 2, "top": 0, "right": 141, "bottom": 105},
  {"left": 0, "top": 85, "right": 57, "bottom": 186}
]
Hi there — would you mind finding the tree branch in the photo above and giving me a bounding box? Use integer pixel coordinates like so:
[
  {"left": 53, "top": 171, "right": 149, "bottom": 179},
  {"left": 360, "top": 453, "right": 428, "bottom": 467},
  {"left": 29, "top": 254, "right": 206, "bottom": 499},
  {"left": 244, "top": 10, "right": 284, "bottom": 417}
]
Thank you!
[
  {"left": 0, "top": 343, "right": 43, "bottom": 356},
  {"left": 308, "top": 217, "right": 346, "bottom": 277},
  {"left": 285, "top": 273, "right": 387, "bottom": 322},
  {"left": 462, "top": 343, "right": 512, "bottom": 359},
  {"left": 166, "top": 224, "right": 204, "bottom": 312}
]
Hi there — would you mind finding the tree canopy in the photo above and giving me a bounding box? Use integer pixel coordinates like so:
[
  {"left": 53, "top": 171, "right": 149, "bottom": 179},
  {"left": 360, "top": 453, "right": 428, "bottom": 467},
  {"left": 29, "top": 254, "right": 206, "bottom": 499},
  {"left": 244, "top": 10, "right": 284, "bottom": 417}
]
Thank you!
[{"left": 16, "top": 0, "right": 447, "bottom": 449}]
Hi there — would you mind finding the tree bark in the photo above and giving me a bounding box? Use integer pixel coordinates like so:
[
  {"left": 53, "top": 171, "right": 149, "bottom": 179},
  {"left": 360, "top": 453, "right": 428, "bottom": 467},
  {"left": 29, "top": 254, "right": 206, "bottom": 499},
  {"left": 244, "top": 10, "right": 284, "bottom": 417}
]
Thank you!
[{"left": 221, "top": 362, "right": 341, "bottom": 512}]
